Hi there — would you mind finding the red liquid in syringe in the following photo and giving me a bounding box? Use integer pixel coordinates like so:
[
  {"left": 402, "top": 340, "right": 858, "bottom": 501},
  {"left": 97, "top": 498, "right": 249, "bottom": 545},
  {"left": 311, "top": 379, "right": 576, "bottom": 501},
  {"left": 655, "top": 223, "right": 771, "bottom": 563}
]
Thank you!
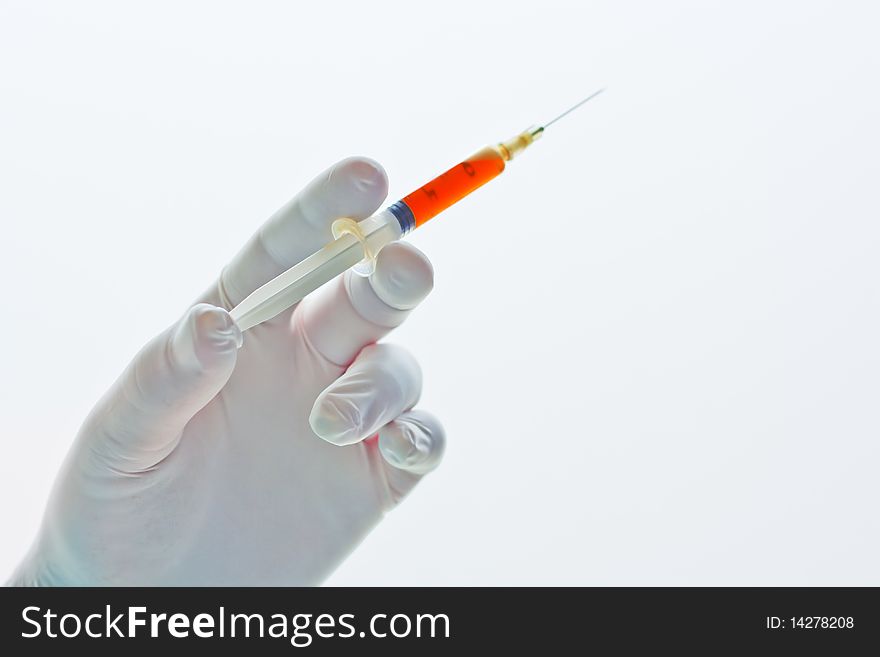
[{"left": 401, "top": 146, "right": 507, "bottom": 228}]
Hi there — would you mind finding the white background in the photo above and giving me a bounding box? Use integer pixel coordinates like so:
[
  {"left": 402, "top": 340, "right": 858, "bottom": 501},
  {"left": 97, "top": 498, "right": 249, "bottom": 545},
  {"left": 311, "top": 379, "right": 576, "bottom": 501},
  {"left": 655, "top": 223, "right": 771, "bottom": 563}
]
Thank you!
[{"left": 1, "top": 1, "right": 878, "bottom": 585}]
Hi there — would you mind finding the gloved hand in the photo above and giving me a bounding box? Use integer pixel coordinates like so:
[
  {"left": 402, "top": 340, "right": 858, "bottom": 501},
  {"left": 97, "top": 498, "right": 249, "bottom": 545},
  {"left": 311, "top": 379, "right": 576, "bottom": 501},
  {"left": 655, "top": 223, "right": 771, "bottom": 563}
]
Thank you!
[{"left": 9, "top": 158, "right": 444, "bottom": 586}]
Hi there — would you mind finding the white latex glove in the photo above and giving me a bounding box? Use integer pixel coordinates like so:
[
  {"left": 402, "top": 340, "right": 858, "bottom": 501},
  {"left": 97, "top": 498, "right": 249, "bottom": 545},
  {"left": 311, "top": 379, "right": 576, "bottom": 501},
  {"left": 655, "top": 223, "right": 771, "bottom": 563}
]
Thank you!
[{"left": 9, "top": 158, "right": 444, "bottom": 586}]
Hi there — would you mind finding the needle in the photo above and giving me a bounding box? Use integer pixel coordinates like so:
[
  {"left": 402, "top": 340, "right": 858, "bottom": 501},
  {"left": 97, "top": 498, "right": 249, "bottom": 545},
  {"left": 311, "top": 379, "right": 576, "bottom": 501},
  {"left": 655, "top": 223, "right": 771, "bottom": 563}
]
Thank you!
[{"left": 542, "top": 88, "right": 606, "bottom": 129}]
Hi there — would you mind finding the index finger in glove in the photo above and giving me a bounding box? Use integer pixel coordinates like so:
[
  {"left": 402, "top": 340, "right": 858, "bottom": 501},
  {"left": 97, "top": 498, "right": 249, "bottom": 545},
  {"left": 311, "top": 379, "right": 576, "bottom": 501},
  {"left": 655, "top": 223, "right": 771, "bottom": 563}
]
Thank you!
[{"left": 214, "top": 157, "right": 388, "bottom": 310}]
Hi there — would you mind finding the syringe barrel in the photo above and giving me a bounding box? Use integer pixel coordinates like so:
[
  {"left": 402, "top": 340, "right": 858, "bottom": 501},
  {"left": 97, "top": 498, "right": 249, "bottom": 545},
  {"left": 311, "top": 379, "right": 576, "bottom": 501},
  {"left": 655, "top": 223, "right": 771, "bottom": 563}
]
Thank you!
[{"left": 392, "top": 145, "right": 507, "bottom": 233}]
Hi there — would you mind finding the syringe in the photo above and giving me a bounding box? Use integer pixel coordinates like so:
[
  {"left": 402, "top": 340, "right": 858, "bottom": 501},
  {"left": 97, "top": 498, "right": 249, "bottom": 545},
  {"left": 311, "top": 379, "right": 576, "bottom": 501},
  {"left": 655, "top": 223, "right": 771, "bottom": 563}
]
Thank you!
[{"left": 230, "top": 88, "right": 605, "bottom": 332}]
